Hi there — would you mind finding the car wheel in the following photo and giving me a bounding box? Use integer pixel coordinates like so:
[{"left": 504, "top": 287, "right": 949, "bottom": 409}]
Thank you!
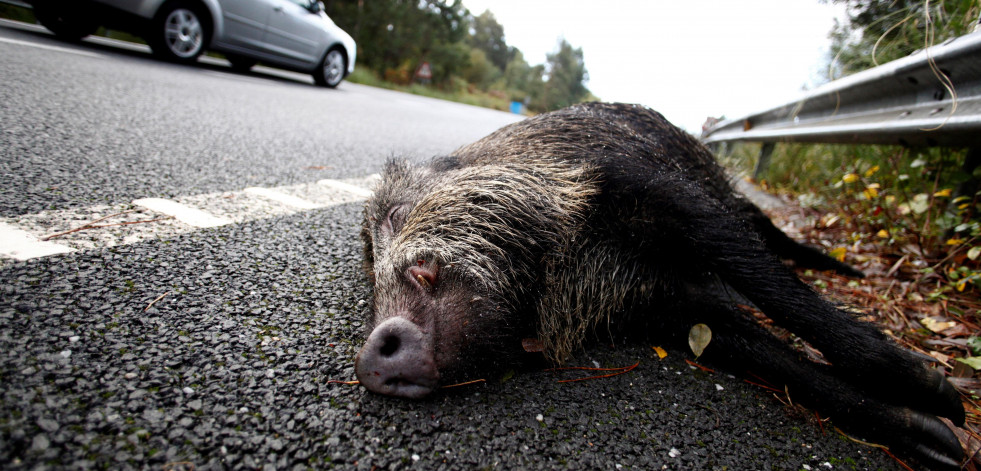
[
  {"left": 33, "top": 1, "right": 97, "bottom": 40},
  {"left": 149, "top": 2, "right": 209, "bottom": 62},
  {"left": 227, "top": 55, "right": 257, "bottom": 72},
  {"left": 313, "top": 48, "right": 346, "bottom": 88}
]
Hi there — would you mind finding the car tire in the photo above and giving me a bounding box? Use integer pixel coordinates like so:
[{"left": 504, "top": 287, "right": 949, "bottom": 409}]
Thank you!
[
  {"left": 33, "top": 0, "right": 98, "bottom": 40},
  {"left": 313, "top": 48, "right": 346, "bottom": 88},
  {"left": 148, "top": 1, "right": 210, "bottom": 63}
]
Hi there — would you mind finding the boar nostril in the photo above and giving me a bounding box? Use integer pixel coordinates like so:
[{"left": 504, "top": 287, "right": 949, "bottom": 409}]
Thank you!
[
  {"left": 379, "top": 335, "right": 400, "bottom": 357},
  {"left": 355, "top": 317, "right": 439, "bottom": 398}
]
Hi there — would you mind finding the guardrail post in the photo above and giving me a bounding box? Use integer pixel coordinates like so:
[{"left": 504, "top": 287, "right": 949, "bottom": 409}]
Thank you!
[
  {"left": 955, "top": 146, "right": 980, "bottom": 203},
  {"left": 753, "top": 142, "right": 775, "bottom": 181}
]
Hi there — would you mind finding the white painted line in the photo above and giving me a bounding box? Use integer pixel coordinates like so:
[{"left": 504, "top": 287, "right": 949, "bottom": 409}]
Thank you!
[
  {"left": 0, "top": 37, "right": 105, "bottom": 59},
  {"left": 133, "top": 198, "right": 231, "bottom": 228},
  {"left": 1, "top": 175, "right": 379, "bottom": 263},
  {"left": 244, "top": 187, "right": 322, "bottom": 209},
  {"left": 318, "top": 178, "right": 374, "bottom": 198},
  {"left": 0, "top": 221, "right": 75, "bottom": 260}
]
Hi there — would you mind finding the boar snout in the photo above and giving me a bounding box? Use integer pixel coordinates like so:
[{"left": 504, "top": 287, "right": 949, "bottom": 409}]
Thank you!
[{"left": 355, "top": 317, "right": 438, "bottom": 398}]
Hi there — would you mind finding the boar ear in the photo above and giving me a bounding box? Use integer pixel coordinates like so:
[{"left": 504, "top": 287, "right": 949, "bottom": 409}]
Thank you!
[
  {"left": 360, "top": 209, "right": 375, "bottom": 276},
  {"left": 382, "top": 159, "right": 411, "bottom": 180},
  {"left": 430, "top": 155, "right": 462, "bottom": 171}
]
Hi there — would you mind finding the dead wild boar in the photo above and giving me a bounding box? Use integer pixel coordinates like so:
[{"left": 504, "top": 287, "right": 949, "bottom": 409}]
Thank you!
[{"left": 356, "top": 102, "right": 965, "bottom": 469}]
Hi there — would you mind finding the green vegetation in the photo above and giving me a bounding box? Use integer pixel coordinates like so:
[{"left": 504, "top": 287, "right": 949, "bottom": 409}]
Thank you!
[
  {"left": 823, "top": 0, "right": 979, "bottom": 78},
  {"left": 325, "top": 0, "right": 595, "bottom": 113},
  {"left": 729, "top": 142, "right": 979, "bottom": 295},
  {"left": 738, "top": 0, "right": 981, "bottom": 296},
  {"left": 0, "top": 4, "right": 34, "bottom": 23}
]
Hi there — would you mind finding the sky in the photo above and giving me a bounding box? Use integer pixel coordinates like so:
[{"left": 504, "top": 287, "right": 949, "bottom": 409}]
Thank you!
[{"left": 461, "top": 0, "right": 847, "bottom": 133}]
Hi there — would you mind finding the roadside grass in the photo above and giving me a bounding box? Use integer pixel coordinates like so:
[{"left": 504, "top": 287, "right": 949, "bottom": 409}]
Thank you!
[
  {"left": 724, "top": 143, "right": 979, "bottom": 272},
  {"left": 345, "top": 68, "right": 515, "bottom": 112}
]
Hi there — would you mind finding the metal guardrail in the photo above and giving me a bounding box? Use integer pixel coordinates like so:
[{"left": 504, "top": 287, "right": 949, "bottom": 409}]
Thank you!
[
  {"left": 701, "top": 29, "right": 981, "bottom": 181},
  {"left": 702, "top": 30, "right": 981, "bottom": 149}
]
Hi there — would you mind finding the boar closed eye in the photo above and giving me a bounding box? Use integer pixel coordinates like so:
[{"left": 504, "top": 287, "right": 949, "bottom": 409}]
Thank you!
[{"left": 385, "top": 204, "right": 411, "bottom": 235}]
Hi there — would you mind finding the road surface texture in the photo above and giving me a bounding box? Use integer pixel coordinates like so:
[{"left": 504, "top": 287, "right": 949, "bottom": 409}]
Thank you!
[{"left": 0, "top": 18, "right": 903, "bottom": 470}]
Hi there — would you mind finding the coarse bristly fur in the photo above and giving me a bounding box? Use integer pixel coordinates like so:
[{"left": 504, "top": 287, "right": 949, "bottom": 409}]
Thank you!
[{"left": 357, "top": 102, "right": 966, "bottom": 470}]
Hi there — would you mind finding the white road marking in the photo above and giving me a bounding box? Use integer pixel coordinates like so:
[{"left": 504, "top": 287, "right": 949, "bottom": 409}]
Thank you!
[
  {"left": 318, "top": 178, "right": 374, "bottom": 198},
  {"left": 132, "top": 198, "right": 232, "bottom": 228},
  {"left": 0, "top": 37, "right": 105, "bottom": 58},
  {"left": 0, "top": 221, "right": 75, "bottom": 260},
  {"left": 0, "top": 175, "right": 379, "bottom": 263},
  {"left": 244, "top": 187, "right": 322, "bottom": 209}
]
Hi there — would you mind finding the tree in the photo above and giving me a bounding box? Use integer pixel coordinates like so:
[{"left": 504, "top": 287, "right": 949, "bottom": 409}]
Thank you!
[
  {"left": 326, "top": 0, "right": 470, "bottom": 85},
  {"left": 540, "top": 38, "right": 589, "bottom": 111},
  {"left": 463, "top": 48, "right": 500, "bottom": 91},
  {"left": 824, "top": 0, "right": 978, "bottom": 78},
  {"left": 503, "top": 50, "right": 544, "bottom": 103},
  {"left": 468, "top": 10, "right": 510, "bottom": 72},
  {"left": 324, "top": 0, "right": 594, "bottom": 104}
]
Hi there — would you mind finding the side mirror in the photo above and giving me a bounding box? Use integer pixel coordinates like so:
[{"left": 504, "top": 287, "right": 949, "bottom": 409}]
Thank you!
[{"left": 308, "top": 1, "right": 324, "bottom": 13}]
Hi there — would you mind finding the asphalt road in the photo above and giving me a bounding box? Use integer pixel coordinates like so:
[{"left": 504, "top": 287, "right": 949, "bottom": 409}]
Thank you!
[{"left": 0, "top": 19, "right": 904, "bottom": 470}]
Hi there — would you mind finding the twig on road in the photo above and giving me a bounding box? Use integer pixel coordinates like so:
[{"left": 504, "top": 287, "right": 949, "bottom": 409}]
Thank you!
[
  {"left": 144, "top": 291, "right": 171, "bottom": 312},
  {"left": 42, "top": 210, "right": 174, "bottom": 240}
]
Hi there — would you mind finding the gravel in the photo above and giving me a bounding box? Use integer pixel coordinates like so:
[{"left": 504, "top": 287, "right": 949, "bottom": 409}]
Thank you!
[{"left": 0, "top": 203, "right": 902, "bottom": 470}]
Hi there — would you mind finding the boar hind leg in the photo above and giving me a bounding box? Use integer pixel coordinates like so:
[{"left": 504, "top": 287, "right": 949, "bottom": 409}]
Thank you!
[
  {"left": 665, "top": 298, "right": 964, "bottom": 470},
  {"left": 737, "top": 198, "right": 865, "bottom": 277},
  {"left": 687, "top": 208, "right": 962, "bottom": 425},
  {"left": 600, "top": 169, "right": 964, "bottom": 423}
]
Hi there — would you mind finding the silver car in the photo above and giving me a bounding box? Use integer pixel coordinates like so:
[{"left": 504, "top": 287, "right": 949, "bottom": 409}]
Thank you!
[{"left": 30, "top": 0, "right": 356, "bottom": 87}]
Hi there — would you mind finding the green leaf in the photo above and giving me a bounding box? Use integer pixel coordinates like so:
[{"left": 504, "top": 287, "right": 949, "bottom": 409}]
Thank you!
[
  {"left": 968, "top": 337, "right": 981, "bottom": 356},
  {"left": 956, "top": 356, "right": 981, "bottom": 370},
  {"left": 688, "top": 324, "right": 712, "bottom": 359}
]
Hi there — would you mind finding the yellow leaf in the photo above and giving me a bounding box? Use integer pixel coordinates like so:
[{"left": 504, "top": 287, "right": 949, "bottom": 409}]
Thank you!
[
  {"left": 934, "top": 189, "right": 952, "bottom": 198},
  {"left": 946, "top": 238, "right": 965, "bottom": 246},
  {"left": 842, "top": 173, "right": 860, "bottom": 183},
  {"left": 863, "top": 186, "right": 879, "bottom": 199},
  {"left": 876, "top": 229, "right": 889, "bottom": 238},
  {"left": 921, "top": 317, "right": 957, "bottom": 333},
  {"left": 864, "top": 165, "right": 880, "bottom": 177},
  {"left": 652, "top": 346, "right": 668, "bottom": 359},
  {"left": 829, "top": 247, "right": 847, "bottom": 262},
  {"left": 688, "top": 324, "right": 712, "bottom": 359},
  {"left": 957, "top": 281, "right": 967, "bottom": 292}
]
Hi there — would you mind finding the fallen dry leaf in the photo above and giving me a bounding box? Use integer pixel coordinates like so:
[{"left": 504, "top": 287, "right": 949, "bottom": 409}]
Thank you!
[
  {"left": 688, "top": 324, "right": 712, "bottom": 358},
  {"left": 652, "top": 346, "right": 668, "bottom": 359}
]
